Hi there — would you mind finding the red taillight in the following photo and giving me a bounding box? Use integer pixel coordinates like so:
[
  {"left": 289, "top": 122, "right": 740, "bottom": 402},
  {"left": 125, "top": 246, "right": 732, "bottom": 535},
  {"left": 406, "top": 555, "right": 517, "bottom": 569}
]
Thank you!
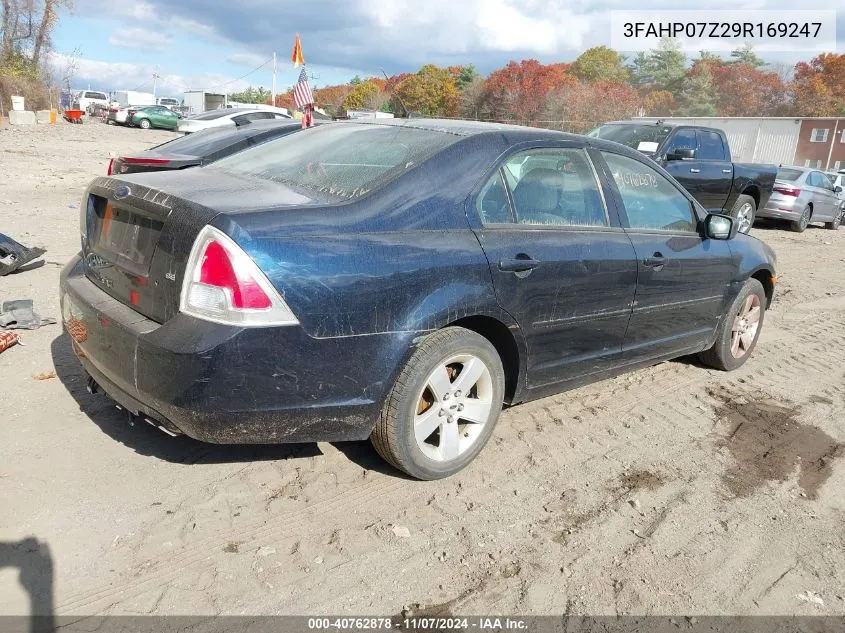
[
  {"left": 774, "top": 185, "right": 801, "bottom": 197},
  {"left": 198, "top": 240, "right": 271, "bottom": 309},
  {"left": 121, "top": 157, "right": 172, "bottom": 166},
  {"left": 107, "top": 158, "right": 114, "bottom": 175}
]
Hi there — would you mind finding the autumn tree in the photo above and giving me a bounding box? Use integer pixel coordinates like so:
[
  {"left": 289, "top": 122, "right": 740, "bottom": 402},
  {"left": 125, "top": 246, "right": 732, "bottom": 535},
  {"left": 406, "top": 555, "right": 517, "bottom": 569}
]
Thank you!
[
  {"left": 643, "top": 90, "right": 677, "bottom": 116},
  {"left": 342, "top": 78, "right": 390, "bottom": 111},
  {"left": 394, "top": 64, "right": 460, "bottom": 117},
  {"left": 478, "top": 59, "right": 574, "bottom": 122},
  {"left": 570, "top": 46, "right": 629, "bottom": 83},
  {"left": 448, "top": 64, "right": 479, "bottom": 90},
  {"left": 711, "top": 62, "right": 789, "bottom": 116},
  {"left": 544, "top": 80, "right": 640, "bottom": 133},
  {"left": 792, "top": 53, "right": 845, "bottom": 116}
]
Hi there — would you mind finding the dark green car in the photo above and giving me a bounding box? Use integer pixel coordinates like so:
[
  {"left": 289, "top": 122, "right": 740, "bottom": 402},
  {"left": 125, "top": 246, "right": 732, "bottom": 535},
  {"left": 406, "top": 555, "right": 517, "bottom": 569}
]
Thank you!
[{"left": 128, "top": 105, "right": 181, "bottom": 130}]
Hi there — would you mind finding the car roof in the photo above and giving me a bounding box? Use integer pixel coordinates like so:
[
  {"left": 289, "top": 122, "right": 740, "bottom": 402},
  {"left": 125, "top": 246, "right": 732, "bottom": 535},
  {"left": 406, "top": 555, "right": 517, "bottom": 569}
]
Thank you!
[
  {"left": 340, "top": 117, "right": 584, "bottom": 142},
  {"left": 599, "top": 120, "right": 726, "bottom": 134}
]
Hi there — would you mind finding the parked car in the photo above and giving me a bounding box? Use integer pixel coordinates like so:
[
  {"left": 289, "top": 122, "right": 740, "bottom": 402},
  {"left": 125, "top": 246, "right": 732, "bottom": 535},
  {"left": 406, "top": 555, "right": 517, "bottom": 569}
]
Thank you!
[
  {"left": 157, "top": 97, "right": 181, "bottom": 109},
  {"left": 177, "top": 106, "right": 291, "bottom": 133},
  {"left": 588, "top": 121, "right": 776, "bottom": 234},
  {"left": 107, "top": 120, "right": 319, "bottom": 175},
  {"left": 106, "top": 106, "right": 133, "bottom": 126},
  {"left": 128, "top": 105, "right": 182, "bottom": 130},
  {"left": 61, "top": 120, "right": 777, "bottom": 479},
  {"left": 74, "top": 90, "right": 110, "bottom": 113},
  {"left": 758, "top": 166, "right": 843, "bottom": 232},
  {"left": 824, "top": 171, "right": 845, "bottom": 207}
]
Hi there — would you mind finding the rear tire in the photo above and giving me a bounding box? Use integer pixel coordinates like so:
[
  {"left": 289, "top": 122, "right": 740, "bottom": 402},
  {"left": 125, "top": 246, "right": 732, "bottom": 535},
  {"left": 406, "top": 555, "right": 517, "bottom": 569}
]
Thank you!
[
  {"left": 729, "top": 194, "right": 756, "bottom": 234},
  {"left": 138, "top": 118, "right": 151, "bottom": 130},
  {"left": 371, "top": 327, "right": 505, "bottom": 480},
  {"left": 791, "top": 205, "right": 811, "bottom": 232},
  {"left": 699, "top": 278, "right": 766, "bottom": 371}
]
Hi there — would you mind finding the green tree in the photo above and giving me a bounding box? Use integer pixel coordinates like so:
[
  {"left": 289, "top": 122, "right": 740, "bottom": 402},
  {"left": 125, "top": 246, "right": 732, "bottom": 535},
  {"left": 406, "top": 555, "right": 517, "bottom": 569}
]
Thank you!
[
  {"left": 730, "top": 43, "right": 766, "bottom": 68},
  {"left": 453, "top": 64, "right": 479, "bottom": 90},
  {"left": 570, "top": 46, "right": 629, "bottom": 83},
  {"left": 229, "top": 86, "right": 271, "bottom": 104},
  {"left": 630, "top": 38, "right": 687, "bottom": 92},
  {"left": 349, "top": 75, "right": 362, "bottom": 85},
  {"left": 677, "top": 63, "right": 718, "bottom": 116}
]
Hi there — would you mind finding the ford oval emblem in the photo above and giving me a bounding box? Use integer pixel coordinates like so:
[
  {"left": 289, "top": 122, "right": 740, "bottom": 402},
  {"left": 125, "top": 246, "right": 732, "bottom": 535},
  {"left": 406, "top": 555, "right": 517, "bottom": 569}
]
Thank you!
[{"left": 114, "top": 185, "right": 131, "bottom": 200}]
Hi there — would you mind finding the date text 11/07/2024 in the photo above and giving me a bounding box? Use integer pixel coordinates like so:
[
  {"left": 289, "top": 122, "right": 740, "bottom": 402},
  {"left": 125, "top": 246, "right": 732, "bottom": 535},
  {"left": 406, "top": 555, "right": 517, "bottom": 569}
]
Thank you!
[{"left": 306, "top": 617, "right": 528, "bottom": 630}]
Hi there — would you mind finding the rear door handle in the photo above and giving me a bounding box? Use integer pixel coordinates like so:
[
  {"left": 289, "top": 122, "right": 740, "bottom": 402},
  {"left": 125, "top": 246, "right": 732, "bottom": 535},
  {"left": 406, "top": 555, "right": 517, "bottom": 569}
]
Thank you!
[
  {"left": 499, "top": 256, "right": 541, "bottom": 273},
  {"left": 690, "top": 168, "right": 701, "bottom": 173},
  {"left": 643, "top": 252, "right": 666, "bottom": 270},
  {"left": 722, "top": 169, "right": 732, "bottom": 173}
]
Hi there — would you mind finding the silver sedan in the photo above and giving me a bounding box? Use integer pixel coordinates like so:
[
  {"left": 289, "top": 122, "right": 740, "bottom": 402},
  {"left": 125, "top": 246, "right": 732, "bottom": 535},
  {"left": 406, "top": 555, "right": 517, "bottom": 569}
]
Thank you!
[{"left": 758, "top": 166, "right": 843, "bottom": 232}]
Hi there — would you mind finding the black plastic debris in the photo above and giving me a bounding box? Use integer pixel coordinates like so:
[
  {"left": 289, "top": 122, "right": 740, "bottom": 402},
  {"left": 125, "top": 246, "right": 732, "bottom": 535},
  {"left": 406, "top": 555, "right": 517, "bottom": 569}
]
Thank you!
[
  {"left": 0, "top": 300, "right": 56, "bottom": 330},
  {"left": 0, "top": 233, "right": 46, "bottom": 276}
]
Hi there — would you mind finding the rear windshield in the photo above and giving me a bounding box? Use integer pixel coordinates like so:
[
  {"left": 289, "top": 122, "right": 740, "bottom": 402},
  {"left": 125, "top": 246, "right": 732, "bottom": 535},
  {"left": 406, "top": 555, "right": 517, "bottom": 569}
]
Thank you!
[
  {"left": 189, "top": 109, "right": 234, "bottom": 121},
  {"left": 151, "top": 122, "right": 299, "bottom": 155},
  {"left": 85, "top": 91, "right": 107, "bottom": 100},
  {"left": 588, "top": 124, "right": 672, "bottom": 153},
  {"left": 209, "top": 123, "right": 460, "bottom": 199},
  {"left": 777, "top": 168, "right": 803, "bottom": 182}
]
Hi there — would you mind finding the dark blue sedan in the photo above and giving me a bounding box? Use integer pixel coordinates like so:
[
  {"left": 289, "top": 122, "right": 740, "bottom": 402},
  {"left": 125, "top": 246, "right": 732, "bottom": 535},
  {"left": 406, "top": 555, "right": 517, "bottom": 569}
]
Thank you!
[{"left": 60, "top": 119, "right": 777, "bottom": 479}]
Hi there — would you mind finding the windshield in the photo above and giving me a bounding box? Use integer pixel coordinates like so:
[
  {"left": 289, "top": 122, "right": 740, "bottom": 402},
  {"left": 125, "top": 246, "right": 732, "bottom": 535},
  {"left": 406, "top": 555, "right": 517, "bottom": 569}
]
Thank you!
[
  {"left": 588, "top": 124, "right": 672, "bottom": 154},
  {"left": 777, "top": 168, "right": 803, "bottom": 182},
  {"left": 210, "top": 123, "right": 460, "bottom": 199},
  {"left": 150, "top": 122, "right": 299, "bottom": 155},
  {"left": 190, "top": 109, "right": 234, "bottom": 121}
]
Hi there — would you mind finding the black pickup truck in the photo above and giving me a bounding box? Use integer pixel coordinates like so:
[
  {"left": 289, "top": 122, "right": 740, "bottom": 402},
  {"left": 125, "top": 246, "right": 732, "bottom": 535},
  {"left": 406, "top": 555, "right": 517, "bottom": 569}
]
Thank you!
[{"left": 588, "top": 121, "right": 776, "bottom": 234}]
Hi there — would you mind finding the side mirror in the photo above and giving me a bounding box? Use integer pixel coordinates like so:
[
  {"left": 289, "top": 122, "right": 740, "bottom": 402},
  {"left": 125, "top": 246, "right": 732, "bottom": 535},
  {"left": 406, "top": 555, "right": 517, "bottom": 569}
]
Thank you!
[
  {"left": 705, "top": 213, "right": 737, "bottom": 240},
  {"left": 835, "top": 186, "right": 843, "bottom": 193},
  {"left": 667, "top": 148, "right": 696, "bottom": 161}
]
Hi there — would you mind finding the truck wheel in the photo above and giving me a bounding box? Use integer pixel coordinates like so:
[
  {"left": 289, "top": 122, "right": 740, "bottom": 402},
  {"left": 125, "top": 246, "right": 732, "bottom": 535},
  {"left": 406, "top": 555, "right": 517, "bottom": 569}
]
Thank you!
[
  {"left": 138, "top": 118, "right": 151, "bottom": 130},
  {"left": 699, "top": 278, "right": 766, "bottom": 371},
  {"left": 791, "top": 205, "right": 811, "bottom": 232},
  {"left": 730, "top": 194, "right": 756, "bottom": 234},
  {"left": 371, "top": 327, "right": 505, "bottom": 480}
]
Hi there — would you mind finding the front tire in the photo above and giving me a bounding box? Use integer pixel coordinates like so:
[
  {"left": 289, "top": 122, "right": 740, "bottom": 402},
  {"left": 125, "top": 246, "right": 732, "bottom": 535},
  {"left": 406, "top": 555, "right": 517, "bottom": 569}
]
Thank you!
[
  {"left": 699, "top": 279, "right": 766, "bottom": 371},
  {"left": 824, "top": 209, "right": 842, "bottom": 230},
  {"left": 371, "top": 327, "right": 505, "bottom": 480},
  {"left": 730, "top": 194, "right": 756, "bottom": 234},
  {"left": 791, "top": 205, "right": 811, "bottom": 232},
  {"left": 138, "top": 118, "right": 151, "bottom": 130}
]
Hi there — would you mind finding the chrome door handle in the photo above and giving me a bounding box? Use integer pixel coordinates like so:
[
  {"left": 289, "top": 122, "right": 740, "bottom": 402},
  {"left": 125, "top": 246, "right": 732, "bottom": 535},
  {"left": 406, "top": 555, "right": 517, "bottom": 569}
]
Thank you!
[
  {"left": 690, "top": 168, "right": 701, "bottom": 173},
  {"left": 722, "top": 169, "right": 732, "bottom": 173}
]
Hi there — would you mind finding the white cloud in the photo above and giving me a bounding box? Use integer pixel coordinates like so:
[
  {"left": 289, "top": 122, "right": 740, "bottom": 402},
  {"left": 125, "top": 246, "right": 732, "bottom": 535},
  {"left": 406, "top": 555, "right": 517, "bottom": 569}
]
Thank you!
[
  {"left": 227, "top": 52, "right": 269, "bottom": 68},
  {"left": 108, "top": 27, "right": 172, "bottom": 51}
]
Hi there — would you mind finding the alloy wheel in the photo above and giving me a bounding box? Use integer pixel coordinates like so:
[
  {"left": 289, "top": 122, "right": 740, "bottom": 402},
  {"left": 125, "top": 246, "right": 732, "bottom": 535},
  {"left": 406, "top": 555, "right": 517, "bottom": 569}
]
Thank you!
[
  {"left": 800, "top": 207, "right": 811, "bottom": 230},
  {"left": 413, "top": 354, "right": 494, "bottom": 462},
  {"left": 736, "top": 202, "right": 754, "bottom": 233},
  {"left": 731, "top": 294, "right": 762, "bottom": 359}
]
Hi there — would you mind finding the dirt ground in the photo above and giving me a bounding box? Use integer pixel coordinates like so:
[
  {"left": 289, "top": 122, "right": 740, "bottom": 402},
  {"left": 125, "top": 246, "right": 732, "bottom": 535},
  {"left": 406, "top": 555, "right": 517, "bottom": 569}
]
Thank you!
[{"left": 1, "top": 121, "right": 844, "bottom": 618}]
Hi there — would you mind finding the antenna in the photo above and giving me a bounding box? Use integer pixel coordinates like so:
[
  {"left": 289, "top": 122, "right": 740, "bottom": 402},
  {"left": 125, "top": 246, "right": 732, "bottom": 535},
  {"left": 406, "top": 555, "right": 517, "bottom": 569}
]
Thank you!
[{"left": 380, "top": 68, "right": 409, "bottom": 118}]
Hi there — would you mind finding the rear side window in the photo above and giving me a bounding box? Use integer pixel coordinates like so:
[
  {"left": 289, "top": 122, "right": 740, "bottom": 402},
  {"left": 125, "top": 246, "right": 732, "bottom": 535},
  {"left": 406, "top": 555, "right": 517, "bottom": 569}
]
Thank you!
[
  {"left": 479, "top": 148, "right": 608, "bottom": 227},
  {"left": 210, "top": 123, "right": 460, "bottom": 199},
  {"left": 602, "top": 151, "right": 697, "bottom": 232},
  {"left": 776, "top": 168, "right": 803, "bottom": 182},
  {"left": 697, "top": 131, "right": 726, "bottom": 160}
]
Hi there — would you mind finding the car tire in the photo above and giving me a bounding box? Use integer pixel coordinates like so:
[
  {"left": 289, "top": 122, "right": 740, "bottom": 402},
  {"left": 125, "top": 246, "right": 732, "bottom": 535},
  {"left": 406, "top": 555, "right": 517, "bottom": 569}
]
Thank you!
[
  {"left": 729, "top": 194, "right": 756, "bottom": 234},
  {"left": 138, "top": 119, "right": 151, "bottom": 130},
  {"left": 698, "top": 278, "right": 767, "bottom": 372},
  {"left": 371, "top": 326, "right": 505, "bottom": 480},
  {"left": 790, "top": 205, "right": 811, "bottom": 232},
  {"left": 824, "top": 210, "right": 842, "bottom": 230}
]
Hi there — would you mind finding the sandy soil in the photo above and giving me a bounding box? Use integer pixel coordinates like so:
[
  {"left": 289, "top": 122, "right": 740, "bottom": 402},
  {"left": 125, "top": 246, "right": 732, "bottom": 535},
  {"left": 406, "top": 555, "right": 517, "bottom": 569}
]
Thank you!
[{"left": 1, "top": 121, "right": 843, "bottom": 618}]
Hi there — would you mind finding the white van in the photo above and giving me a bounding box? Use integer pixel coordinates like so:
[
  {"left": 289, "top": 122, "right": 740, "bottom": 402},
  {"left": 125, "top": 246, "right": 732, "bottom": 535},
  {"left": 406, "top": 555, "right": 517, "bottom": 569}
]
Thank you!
[{"left": 75, "top": 90, "right": 110, "bottom": 112}]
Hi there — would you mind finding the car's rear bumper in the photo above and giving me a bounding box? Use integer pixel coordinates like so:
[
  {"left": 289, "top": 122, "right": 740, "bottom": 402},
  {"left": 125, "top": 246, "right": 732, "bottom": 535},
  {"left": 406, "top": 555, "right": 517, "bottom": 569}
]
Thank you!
[
  {"left": 759, "top": 197, "right": 801, "bottom": 220},
  {"left": 60, "top": 254, "right": 411, "bottom": 444}
]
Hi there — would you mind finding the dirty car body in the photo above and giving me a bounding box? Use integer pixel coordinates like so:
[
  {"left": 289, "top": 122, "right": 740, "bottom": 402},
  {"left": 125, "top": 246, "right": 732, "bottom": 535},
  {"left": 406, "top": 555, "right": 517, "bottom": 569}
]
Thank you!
[{"left": 60, "top": 120, "right": 777, "bottom": 451}]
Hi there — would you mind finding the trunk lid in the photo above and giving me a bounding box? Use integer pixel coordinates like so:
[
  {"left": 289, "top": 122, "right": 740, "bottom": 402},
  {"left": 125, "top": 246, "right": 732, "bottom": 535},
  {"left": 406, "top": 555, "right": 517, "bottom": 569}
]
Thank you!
[{"left": 81, "top": 170, "right": 331, "bottom": 323}]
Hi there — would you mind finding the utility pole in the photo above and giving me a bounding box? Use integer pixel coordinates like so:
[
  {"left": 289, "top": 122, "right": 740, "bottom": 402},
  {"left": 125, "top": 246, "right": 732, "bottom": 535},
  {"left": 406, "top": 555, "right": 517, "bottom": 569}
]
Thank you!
[
  {"left": 271, "top": 52, "right": 277, "bottom": 107},
  {"left": 152, "top": 72, "right": 161, "bottom": 100}
]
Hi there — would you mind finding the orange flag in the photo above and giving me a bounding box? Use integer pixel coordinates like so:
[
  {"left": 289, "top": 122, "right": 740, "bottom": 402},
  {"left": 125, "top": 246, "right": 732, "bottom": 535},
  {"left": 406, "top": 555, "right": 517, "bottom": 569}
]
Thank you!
[{"left": 291, "top": 34, "right": 304, "bottom": 67}]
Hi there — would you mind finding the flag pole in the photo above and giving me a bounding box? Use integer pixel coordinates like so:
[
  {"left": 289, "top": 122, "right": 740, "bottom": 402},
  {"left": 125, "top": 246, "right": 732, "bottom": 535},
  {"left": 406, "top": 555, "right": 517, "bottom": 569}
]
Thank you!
[{"left": 271, "top": 52, "right": 277, "bottom": 107}]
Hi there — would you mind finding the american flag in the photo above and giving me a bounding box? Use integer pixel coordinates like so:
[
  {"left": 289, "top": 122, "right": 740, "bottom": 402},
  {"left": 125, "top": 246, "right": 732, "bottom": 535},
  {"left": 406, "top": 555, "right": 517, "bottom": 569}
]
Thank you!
[{"left": 293, "top": 67, "right": 313, "bottom": 109}]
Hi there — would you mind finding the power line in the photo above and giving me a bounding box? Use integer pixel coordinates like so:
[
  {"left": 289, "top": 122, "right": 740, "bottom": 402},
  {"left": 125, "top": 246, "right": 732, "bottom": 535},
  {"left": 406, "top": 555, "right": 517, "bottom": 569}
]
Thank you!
[{"left": 206, "top": 57, "right": 273, "bottom": 91}]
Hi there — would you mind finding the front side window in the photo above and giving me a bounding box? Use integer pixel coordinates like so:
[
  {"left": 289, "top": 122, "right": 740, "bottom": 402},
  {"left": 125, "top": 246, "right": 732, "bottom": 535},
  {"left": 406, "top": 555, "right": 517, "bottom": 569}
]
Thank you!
[
  {"left": 697, "top": 131, "right": 726, "bottom": 160},
  {"left": 484, "top": 148, "right": 607, "bottom": 227},
  {"left": 663, "top": 129, "right": 698, "bottom": 158},
  {"left": 601, "top": 151, "right": 697, "bottom": 233}
]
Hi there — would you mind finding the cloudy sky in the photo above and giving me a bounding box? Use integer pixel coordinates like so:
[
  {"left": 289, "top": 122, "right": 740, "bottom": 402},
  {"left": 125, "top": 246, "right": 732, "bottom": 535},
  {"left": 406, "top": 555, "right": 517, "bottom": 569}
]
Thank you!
[{"left": 51, "top": 0, "right": 843, "bottom": 98}]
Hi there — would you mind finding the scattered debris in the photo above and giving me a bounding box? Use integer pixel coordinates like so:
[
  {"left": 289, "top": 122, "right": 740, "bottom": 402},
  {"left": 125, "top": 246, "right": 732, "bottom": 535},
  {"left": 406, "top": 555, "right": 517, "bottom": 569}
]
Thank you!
[
  {"left": 391, "top": 525, "right": 411, "bottom": 538},
  {"left": 32, "top": 370, "right": 57, "bottom": 380},
  {"left": 0, "top": 233, "right": 46, "bottom": 276},
  {"left": 223, "top": 542, "right": 241, "bottom": 554},
  {"left": 0, "top": 300, "right": 56, "bottom": 330},
  {"left": 628, "top": 498, "right": 642, "bottom": 512},
  {"left": 0, "top": 331, "right": 20, "bottom": 355},
  {"left": 795, "top": 590, "right": 825, "bottom": 608}
]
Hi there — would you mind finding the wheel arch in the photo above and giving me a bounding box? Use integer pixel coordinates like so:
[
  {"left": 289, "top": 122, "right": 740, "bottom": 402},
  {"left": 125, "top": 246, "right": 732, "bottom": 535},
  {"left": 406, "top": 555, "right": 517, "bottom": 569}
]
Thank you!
[
  {"left": 749, "top": 268, "right": 775, "bottom": 308},
  {"left": 740, "top": 185, "right": 760, "bottom": 208}
]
